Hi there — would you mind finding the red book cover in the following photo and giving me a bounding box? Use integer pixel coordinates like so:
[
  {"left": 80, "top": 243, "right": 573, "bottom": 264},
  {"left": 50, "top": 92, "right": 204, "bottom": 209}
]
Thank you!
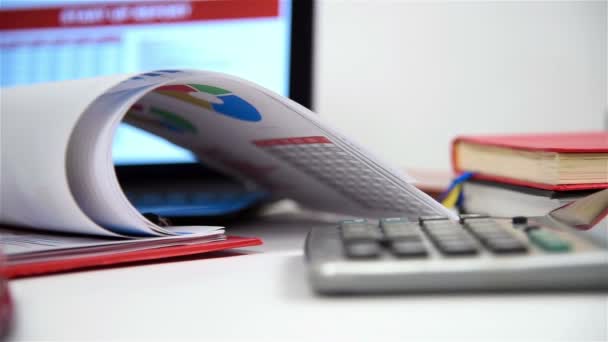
[
  {"left": 451, "top": 131, "right": 608, "bottom": 191},
  {"left": 453, "top": 131, "right": 608, "bottom": 153},
  {"left": 2, "top": 235, "right": 262, "bottom": 279}
]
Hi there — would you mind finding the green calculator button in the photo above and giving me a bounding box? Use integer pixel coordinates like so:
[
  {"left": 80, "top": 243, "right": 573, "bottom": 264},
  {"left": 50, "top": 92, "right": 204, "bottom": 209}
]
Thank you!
[{"left": 528, "top": 230, "right": 571, "bottom": 252}]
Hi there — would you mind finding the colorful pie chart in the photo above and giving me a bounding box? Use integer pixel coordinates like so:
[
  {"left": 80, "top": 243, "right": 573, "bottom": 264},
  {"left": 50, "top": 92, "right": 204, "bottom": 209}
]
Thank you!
[{"left": 154, "top": 84, "right": 262, "bottom": 122}]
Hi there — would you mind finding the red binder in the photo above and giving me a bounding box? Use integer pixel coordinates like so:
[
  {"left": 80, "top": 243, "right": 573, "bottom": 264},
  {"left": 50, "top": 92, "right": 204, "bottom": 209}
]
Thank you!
[
  {"left": 452, "top": 131, "right": 608, "bottom": 191},
  {"left": 2, "top": 235, "right": 262, "bottom": 279}
]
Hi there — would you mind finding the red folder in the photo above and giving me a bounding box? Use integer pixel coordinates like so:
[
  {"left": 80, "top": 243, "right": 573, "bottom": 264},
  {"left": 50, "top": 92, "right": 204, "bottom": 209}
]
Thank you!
[
  {"left": 452, "top": 131, "right": 608, "bottom": 191},
  {"left": 2, "top": 235, "right": 262, "bottom": 279}
]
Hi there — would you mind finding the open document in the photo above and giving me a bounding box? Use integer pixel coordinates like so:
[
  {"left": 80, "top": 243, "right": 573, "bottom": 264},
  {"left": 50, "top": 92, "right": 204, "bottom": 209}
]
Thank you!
[{"left": 1, "top": 69, "right": 454, "bottom": 242}]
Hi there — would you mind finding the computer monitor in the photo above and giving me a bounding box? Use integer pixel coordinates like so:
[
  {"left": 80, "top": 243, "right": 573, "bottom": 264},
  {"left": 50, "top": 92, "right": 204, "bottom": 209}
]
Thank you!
[
  {"left": 0, "top": 0, "right": 314, "bottom": 218},
  {"left": 0, "top": 0, "right": 314, "bottom": 166}
]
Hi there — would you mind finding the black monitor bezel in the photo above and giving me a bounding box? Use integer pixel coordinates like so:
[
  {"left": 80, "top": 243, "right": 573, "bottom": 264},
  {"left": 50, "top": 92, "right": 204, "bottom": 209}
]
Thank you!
[
  {"left": 116, "top": 0, "right": 315, "bottom": 182},
  {"left": 289, "top": 0, "right": 315, "bottom": 110}
]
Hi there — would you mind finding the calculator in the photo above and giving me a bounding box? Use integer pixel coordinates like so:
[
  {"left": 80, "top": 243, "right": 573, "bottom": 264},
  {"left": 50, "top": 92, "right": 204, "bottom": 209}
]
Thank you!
[{"left": 305, "top": 215, "right": 608, "bottom": 294}]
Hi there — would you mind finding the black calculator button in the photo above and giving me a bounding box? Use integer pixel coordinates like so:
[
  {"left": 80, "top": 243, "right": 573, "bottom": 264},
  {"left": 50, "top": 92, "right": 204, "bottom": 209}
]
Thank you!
[
  {"left": 382, "top": 222, "right": 421, "bottom": 241},
  {"left": 466, "top": 224, "right": 503, "bottom": 234},
  {"left": 389, "top": 234, "right": 423, "bottom": 243},
  {"left": 464, "top": 219, "right": 529, "bottom": 254},
  {"left": 434, "top": 236, "right": 476, "bottom": 247},
  {"left": 426, "top": 229, "right": 468, "bottom": 237},
  {"left": 464, "top": 218, "right": 497, "bottom": 227},
  {"left": 459, "top": 214, "right": 489, "bottom": 223},
  {"left": 436, "top": 241, "right": 479, "bottom": 255},
  {"left": 467, "top": 224, "right": 503, "bottom": 233},
  {"left": 344, "top": 241, "right": 381, "bottom": 258},
  {"left": 425, "top": 225, "right": 474, "bottom": 241},
  {"left": 486, "top": 239, "right": 528, "bottom": 254},
  {"left": 425, "top": 226, "right": 461, "bottom": 235},
  {"left": 423, "top": 220, "right": 463, "bottom": 232},
  {"left": 341, "top": 223, "right": 382, "bottom": 241},
  {"left": 467, "top": 221, "right": 514, "bottom": 237},
  {"left": 476, "top": 232, "right": 517, "bottom": 243},
  {"left": 512, "top": 216, "right": 528, "bottom": 225},
  {"left": 390, "top": 241, "right": 428, "bottom": 257}
]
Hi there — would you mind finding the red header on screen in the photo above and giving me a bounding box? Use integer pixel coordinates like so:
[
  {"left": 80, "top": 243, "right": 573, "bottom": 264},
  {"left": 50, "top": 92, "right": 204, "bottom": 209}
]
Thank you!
[{"left": 0, "top": 0, "right": 279, "bottom": 31}]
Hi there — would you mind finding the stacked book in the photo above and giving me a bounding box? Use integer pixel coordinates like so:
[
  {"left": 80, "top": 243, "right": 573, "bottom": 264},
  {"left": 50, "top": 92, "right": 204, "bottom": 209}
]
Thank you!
[{"left": 451, "top": 132, "right": 608, "bottom": 217}]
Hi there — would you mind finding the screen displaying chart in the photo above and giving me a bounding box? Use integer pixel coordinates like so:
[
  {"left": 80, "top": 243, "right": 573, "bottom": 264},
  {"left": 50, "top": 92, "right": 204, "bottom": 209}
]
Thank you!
[{"left": 0, "top": 0, "right": 292, "bottom": 165}]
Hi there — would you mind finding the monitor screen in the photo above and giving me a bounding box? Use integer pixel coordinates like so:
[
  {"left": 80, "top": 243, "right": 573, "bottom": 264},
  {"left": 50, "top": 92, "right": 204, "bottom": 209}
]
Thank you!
[{"left": 0, "top": 0, "right": 299, "bottom": 166}]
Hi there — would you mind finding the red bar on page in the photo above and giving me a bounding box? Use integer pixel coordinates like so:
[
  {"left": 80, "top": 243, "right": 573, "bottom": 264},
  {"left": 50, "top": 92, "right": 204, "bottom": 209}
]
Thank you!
[{"left": 0, "top": 0, "right": 279, "bottom": 31}]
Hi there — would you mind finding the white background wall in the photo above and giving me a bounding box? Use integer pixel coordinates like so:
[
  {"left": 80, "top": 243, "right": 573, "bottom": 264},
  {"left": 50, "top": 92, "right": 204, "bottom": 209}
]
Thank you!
[{"left": 313, "top": 1, "right": 607, "bottom": 170}]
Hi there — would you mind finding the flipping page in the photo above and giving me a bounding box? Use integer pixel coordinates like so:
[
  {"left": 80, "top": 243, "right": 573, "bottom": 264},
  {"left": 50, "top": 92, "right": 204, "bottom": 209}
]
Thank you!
[{"left": 1, "top": 70, "right": 454, "bottom": 238}]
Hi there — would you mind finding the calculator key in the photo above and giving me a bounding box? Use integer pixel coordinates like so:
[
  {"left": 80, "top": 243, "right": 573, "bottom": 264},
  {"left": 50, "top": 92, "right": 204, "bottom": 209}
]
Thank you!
[
  {"left": 467, "top": 224, "right": 503, "bottom": 233},
  {"left": 466, "top": 220, "right": 503, "bottom": 232},
  {"left": 485, "top": 238, "right": 528, "bottom": 254},
  {"left": 428, "top": 233, "right": 478, "bottom": 255},
  {"left": 512, "top": 216, "right": 528, "bottom": 225},
  {"left": 419, "top": 216, "right": 450, "bottom": 223},
  {"left": 475, "top": 231, "right": 518, "bottom": 243},
  {"left": 459, "top": 214, "right": 489, "bottom": 223},
  {"left": 423, "top": 220, "right": 457, "bottom": 227},
  {"left": 423, "top": 220, "right": 462, "bottom": 229},
  {"left": 341, "top": 218, "right": 368, "bottom": 224},
  {"left": 467, "top": 220, "right": 514, "bottom": 236},
  {"left": 381, "top": 223, "right": 422, "bottom": 241},
  {"left": 386, "top": 231, "right": 423, "bottom": 242},
  {"left": 465, "top": 220, "right": 527, "bottom": 254},
  {"left": 425, "top": 225, "right": 462, "bottom": 234},
  {"left": 464, "top": 218, "right": 497, "bottom": 225},
  {"left": 340, "top": 222, "right": 382, "bottom": 241},
  {"left": 425, "top": 226, "right": 467, "bottom": 235},
  {"left": 436, "top": 241, "right": 479, "bottom": 255},
  {"left": 432, "top": 234, "right": 476, "bottom": 245},
  {"left": 425, "top": 224, "right": 475, "bottom": 240},
  {"left": 344, "top": 241, "right": 381, "bottom": 258},
  {"left": 390, "top": 240, "right": 428, "bottom": 257},
  {"left": 469, "top": 230, "right": 507, "bottom": 240},
  {"left": 527, "top": 229, "right": 571, "bottom": 252},
  {"left": 430, "top": 230, "right": 471, "bottom": 241},
  {"left": 380, "top": 217, "right": 409, "bottom": 225}
]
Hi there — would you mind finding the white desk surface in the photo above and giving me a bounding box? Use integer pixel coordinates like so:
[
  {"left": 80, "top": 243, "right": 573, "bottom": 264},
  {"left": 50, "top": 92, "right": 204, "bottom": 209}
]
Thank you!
[{"left": 7, "top": 209, "right": 608, "bottom": 341}]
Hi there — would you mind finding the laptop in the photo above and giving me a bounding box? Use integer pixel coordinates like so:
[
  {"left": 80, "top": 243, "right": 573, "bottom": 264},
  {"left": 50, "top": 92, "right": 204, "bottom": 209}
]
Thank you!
[{"left": 0, "top": 0, "right": 314, "bottom": 219}]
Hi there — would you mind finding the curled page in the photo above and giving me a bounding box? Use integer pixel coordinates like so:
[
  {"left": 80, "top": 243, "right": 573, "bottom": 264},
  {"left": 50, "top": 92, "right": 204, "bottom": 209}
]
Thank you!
[
  {"left": 1, "top": 76, "right": 129, "bottom": 237},
  {"left": 95, "top": 70, "right": 453, "bottom": 221},
  {"left": 1, "top": 70, "right": 454, "bottom": 238}
]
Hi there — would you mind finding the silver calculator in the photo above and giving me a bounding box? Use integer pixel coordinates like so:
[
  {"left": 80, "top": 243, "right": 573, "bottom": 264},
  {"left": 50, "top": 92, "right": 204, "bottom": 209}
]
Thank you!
[{"left": 305, "top": 215, "right": 608, "bottom": 294}]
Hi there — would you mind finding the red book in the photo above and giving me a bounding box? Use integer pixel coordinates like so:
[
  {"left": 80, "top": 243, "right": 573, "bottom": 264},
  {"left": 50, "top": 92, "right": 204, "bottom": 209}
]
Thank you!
[{"left": 451, "top": 131, "right": 608, "bottom": 191}]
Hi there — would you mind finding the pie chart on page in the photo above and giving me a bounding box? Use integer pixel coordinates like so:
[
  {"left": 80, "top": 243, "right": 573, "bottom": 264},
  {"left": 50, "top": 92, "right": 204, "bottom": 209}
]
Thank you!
[{"left": 154, "top": 84, "right": 262, "bottom": 122}]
